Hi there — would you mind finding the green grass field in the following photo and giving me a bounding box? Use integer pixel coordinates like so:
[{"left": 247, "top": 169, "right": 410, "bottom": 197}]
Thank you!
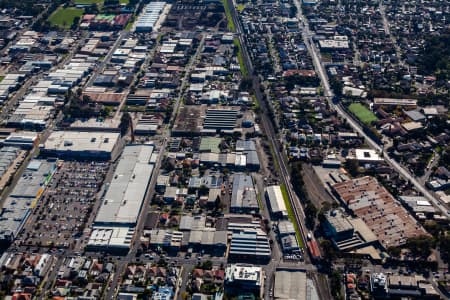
[
  {"left": 222, "top": 0, "right": 235, "bottom": 32},
  {"left": 234, "top": 38, "right": 248, "bottom": 77},
  {"left": 280, "top": 184, "right": 305, "bottom": 248},
  {"left": 348, "top": 103, "right": 378, "bottom": 125},
  {"left": 48, "top": 7, "right": 83, "bottom": 29}
]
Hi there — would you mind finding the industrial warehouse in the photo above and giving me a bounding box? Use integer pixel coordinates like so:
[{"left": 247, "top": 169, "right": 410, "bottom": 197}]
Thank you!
[
  {"left": 0, "top": 0, "right": 446, "bottom": 297},
  {"left": 134, "top": 2, "right": 168, "bottom": 33},
  {"left": 265, "top": 185, "right": 288, "bottom": 219},
  {"left": 87, "top": 144, "right": 158, "bottom": 252},
  {"left": 41, "top": 131, "right": 121, "bottom": 160},
  {"left": 0, "top": 160, "right": 56, "bottom": 245}
]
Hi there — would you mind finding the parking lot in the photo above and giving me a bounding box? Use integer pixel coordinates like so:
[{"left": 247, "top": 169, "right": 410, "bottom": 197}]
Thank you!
[{"left": 17, "top": 161, "right": 110, "bottom": 249}]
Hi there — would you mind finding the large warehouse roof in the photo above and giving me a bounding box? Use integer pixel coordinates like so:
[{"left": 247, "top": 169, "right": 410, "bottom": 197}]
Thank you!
[
  {"left": 265, "top": 185, "right": 288, "bottom": 217},
  {"left": 95, "top": 144, "right": 156, "bottom": 225},
  {"left": 230, "top": 174, "right": 258, "bottom": 213},
  {"left": 229, "top": 229, "right": 271, "bottom": 259},
  {"left": 274, "top": 270, "right": 307, "bottom": 300},
  {"left": 43, "top": 131, "right": 119, "bottom": 154},
  {"left": 135, "top": 2, "right": 166, "bottom": 32},
  {"left": 203, "top": 108, "right": 238, "bottom": 130},
  {"left": 0, "top": 159, "right": 55, "bottom": 242}
]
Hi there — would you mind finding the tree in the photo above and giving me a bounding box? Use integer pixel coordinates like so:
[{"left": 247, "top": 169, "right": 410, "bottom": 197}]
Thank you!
[
  {"left": 239, "top": 77, "right": 253, "bottom": 92},
  {"left": 406, "top": 235, "right": 435, "bottom": 258},
  {"left": 387, "top": 246, "right": 401, "bottom": 258},
  {"left": 416, "top": 31, "right": 450, "bottom": 80},
  {"left": 157, "top": 258, "right": 167, "bottom": 267},
  {"left": 304, "top": 203, "right": 318, "bottom": 229},
  {"left": 120, "top": 112, "right": 131, "bottom": 135},
  {"left": 198, "top": 185, "right": 209, "bottom": 196},
  {"left": 345, "top": 159, "right": 360, "bottom": 177},
  {"left": 330, "top": 77, "right": 343, "bottom": 96},
  {"left": 232, "top": 131, "right": 242, "bottom": 140},
  {"left": 200, "top": 260, "right": 213, "bottom": 270},
  {"left": 71, "top": 16, "right": 80, "bottom": 30},
  {"left": 439, "top": 233, "right": 450, "bottom": 265},
  {"left": 320, "top": 239, "right": 337, "bottom": 261},
  {"left": 100, "top": 106, "right": 112, "bottom": 118},
  {"left": 330, "top": 270, "right": 344, "bottom": 300},
  {"left": 423, "top": 220, "right": 442, "bottom": 237},
  {"left": 215, "top": 195, "right": 221, "bottom": 210}
]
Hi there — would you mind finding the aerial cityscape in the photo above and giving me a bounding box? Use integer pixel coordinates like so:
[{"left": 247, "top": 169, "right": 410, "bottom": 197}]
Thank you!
[{"left": 0, "top": 0, "right": 448, "bottom": 299}]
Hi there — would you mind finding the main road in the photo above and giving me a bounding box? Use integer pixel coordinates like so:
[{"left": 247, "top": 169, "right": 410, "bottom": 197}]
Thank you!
[{"left": 293, "top": 0, "right": 450, "bottom": 218}]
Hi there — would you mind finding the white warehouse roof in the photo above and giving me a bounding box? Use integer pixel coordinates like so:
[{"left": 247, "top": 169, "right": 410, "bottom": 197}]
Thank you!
[
  {"left": 43, "top": 131, "right": 120, "bottom": 154},
  {"left": 94, "top": 144, "right": 156, "bottom": 225},
  {"left": 265, "top": 185, "right": 288, "bottom": 217}
]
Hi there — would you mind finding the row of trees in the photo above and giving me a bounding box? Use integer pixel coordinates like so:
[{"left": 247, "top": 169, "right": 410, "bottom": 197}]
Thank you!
[
  {"left": 387, "top": 221, "right": 450, "bottom": 269},
  {"left": 290, "top": 162, "right": 318, "bottom": 229}
]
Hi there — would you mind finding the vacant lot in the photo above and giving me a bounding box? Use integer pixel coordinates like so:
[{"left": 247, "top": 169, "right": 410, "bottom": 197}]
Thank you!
[
  {"left": 48, "top": 7, "right": 83, "bottom": 29},
  {"left": 349, "top": 103, "right": 378, "bottom": 125}
]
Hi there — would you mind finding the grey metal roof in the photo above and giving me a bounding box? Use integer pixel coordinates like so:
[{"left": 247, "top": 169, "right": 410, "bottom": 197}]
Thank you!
[
  {"left": 265, "top": 186, "right": 288, "bottom": 216},
  {"left": 94, "top": 144, "right": 156, "bottom": 225},
  {"left": 236, "top": 140, "right": 256, "bottom": 152},
  {"left": 229, "top": 230, "right": 271, "bottom": 257},
  {"left": 274, "top": 270, "right": 307, "bottom": 300},
  {"left": 230, "top": 174, "right": 258, "bottom": 211},
  {"left": 0, "top": 160, "right": 55, "bottom": 241}
]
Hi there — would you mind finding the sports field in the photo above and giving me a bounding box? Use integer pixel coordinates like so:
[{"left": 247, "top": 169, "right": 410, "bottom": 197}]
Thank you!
[
  {"left": 48, "top": 7, "right": 83, "bottom": 29},
  {"left": 348, "top": 103, "right": 378, "bottom": 125}
]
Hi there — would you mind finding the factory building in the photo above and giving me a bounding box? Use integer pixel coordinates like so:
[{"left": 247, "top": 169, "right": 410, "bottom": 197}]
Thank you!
[
  {"left": 135, "top": 2, "right": 167, "bottom": 32},
  {"left": 230, "top": 174, "right": 259, "bottom": 214},
  {"left": 2, "top": 132, "right": 39, "bottom": 149},
  {"left": 88, "top": 144, "right": 158, "bottom": 252},
  {"left": 265, "top": 185, "right": 288, "bottom": 219},
  {"left": 41, "top": 131, "right": 120, "bottom": 160},
  {"left": 0, "top": 160, "right": 56, "bottom": 246},
  {"left": 228, "top": 229, "right": 271, "bottom": 262},
  {"left": 332, "top": 176, "right": 428, "bottom": 249},
  {"left": 274, "top": 270, "right": 307, "bottom": 300},
  {"left": 203, "top": 108, "right": 239, "bottom": 131}
]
